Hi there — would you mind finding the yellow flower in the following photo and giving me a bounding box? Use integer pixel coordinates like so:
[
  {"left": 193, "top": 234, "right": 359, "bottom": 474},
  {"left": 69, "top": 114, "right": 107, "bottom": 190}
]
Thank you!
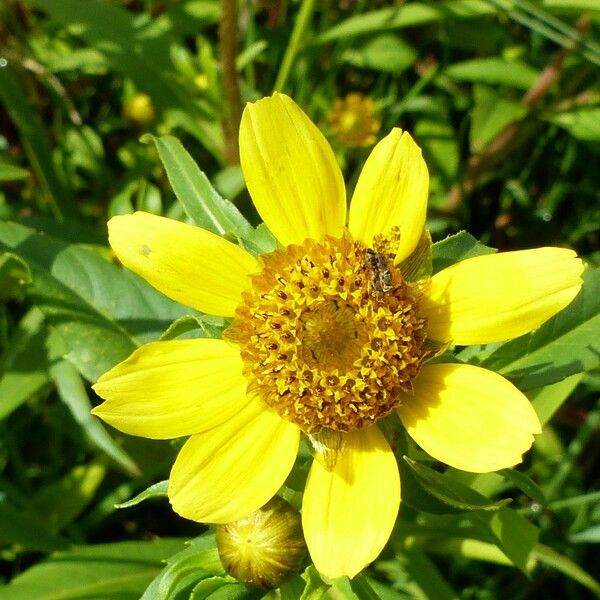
[
  {"left": 122, "top": 93, "right": 156, "bottom": 125},
  {"left": 328, "top": 92, "right": 381, "bottom": 147},
  {"left": 92, "top": 93, "right": 583, "bottom": 580}
]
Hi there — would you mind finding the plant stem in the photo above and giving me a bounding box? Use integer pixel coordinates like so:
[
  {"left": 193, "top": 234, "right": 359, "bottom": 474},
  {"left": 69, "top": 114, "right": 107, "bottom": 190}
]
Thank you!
[
  {"left": 219, "top": 0, "right": 243, "bottom": 164},
  {"left": 273, "top": 0, "right": 317, "bottom": 92}
]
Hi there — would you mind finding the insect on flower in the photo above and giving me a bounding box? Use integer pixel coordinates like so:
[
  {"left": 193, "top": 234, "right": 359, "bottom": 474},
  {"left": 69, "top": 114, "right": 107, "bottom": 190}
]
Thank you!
[{"left": 365, "top": 248, "right": 394, "bottom": 296}]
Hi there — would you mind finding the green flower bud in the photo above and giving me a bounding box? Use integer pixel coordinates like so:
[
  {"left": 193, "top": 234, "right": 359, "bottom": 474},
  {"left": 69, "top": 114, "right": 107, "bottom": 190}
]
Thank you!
[{"left": 215, "top": 496, "right": 306, "bottom": 589}]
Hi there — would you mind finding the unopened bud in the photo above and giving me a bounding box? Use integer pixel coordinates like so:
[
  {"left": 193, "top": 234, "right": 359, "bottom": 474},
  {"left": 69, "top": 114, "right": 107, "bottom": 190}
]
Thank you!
[
  {"left": 215, "top": 496, "right": 306, "bottom": 589},
  {"left": 123, "top": 93, "right": 155, "bottom": 125}
]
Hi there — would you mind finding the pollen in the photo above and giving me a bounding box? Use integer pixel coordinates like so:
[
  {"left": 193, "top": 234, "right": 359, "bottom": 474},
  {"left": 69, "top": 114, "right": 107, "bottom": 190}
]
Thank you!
[{"left": 225, "top": 233, "right": 430, "bottom": 433}]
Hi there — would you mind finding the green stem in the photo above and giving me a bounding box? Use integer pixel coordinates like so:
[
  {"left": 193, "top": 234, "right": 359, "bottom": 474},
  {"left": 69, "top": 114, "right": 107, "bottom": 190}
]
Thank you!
[
  {"left": 219, "top": 0, "right": 243, "bottom": 163},
  {"left": 273, "top": 0, "right": 317, "bottom": 92}
]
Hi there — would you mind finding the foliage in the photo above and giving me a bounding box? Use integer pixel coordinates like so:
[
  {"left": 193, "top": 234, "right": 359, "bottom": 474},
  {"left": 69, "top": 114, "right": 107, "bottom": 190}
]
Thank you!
[{"left": 0, "top": 0, "right": 599, "bottom": 598}]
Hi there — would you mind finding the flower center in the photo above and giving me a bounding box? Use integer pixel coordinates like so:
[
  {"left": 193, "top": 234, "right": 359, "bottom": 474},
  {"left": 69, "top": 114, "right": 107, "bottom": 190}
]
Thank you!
[{"left": 225, "top": 233, "right": 430, "bottom": 433}]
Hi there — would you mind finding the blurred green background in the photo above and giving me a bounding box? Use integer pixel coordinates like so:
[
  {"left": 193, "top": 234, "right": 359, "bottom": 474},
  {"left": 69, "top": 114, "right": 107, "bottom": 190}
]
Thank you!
[{"left": 0, "top": 1, "right": 599, "bottom": 598}]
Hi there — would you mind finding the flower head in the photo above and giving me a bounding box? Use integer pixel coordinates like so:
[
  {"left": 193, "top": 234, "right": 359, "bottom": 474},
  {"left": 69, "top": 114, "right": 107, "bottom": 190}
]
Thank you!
[
  {"left": 92, "top": 93, "right": 583, "bottom": 580},
  {"left": 327, "top": 92, "right": 381, "bottom": 147}
]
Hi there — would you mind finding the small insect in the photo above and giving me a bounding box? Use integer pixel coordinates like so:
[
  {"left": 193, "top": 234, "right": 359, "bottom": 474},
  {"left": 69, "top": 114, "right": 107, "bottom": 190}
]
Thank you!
[{"left": 365, "top": 248, "right": 394, "bottom": 295}]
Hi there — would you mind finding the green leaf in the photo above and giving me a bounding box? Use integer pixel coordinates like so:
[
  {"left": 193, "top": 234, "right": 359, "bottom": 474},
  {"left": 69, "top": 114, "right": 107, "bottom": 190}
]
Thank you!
[
  {"left": 160, "top": 314, "right": 226, "bottom": 341},
  {"left": 397, "top": 457, "right": 465, "bottom": 515},
  {"left": 0, "top": 163, "right": 29, "bottom": 182},
  {"left": 568, "top": 525, "right": 600, "bottom": 544},
  {"left": 342, "top": 34, "right": 416, "bottom": 73},
  {"left": 0, "top": 539, "right": 188, "bottom": 600},
  {"left": 445, "top": 58, "right": 539, "bottom": 90},
  {"left": 0, "top": 308, "right": 50, "bottom": 421},
  {"left": 238, "top": 224, "right": 278, "bottom": 256},
  {"left": 499, "top": 469, "right": 547, "bottom": 506},
  {"left": 49, "top": 348, "right": 139, "bottom": 475},
  {"left": 116, "top": 480, "right": 168, "bottom": 509},
  {"left": 299, "top": 566, "right": 330, "bottom": 600},
  {"left": 279, "top": 575, "right": 308, "bottom": 600},
  {"left": 528, "top": 373, "right": 583, "bottom": 426},
  {"left": 377, "top": 549, "right": 459, "bottom": 600},
  {"left": 30, "top": 463, "right": 106, "bottom": 533},
  {"left": 0, "top": 251, "right": 31, "bottom": 301},
  {"left": 314, "top": 1, "right": 495, "bottom": 44},
  {"left": 0, "top": 220, "right": 194, "bottom": 382},
  {"left": 27, "top": 0, "right": 223, "bottom": 159},
  {"left": 190, "top": 579, "right": 262, "bottom": 599},
  {"left": 141, "top": 534, "right": 224, "bottom": 600},
  {"left": 415, "top": 118, "right": 459, "bottom": 183},
  {"left": 0, "top": 498, "right": 69, "bottom": 552},
  {"left": 403, "top": 458, "right": 511, "bottom": 512},
  {"left": 470, "top": 85, "right": 527, "bottom": 152},
  {"left": 0, "top": 66, "right": 75, "bottom": 220},
  {"left": 151, "top": 135, "right": 253, "bottom": 237},
  {"left": 533, "top": 543, "right": 600, "bottom": 596},
  {"left": 548, "top": 107, "right": 600, "bottom": 141},
  {"left": 431, "top": 231, "right": 496, "bottom": 274},
  {"left": 468, "top": 507, "right": 539, "bottom": 573},
  {"left": 482, "top": 268, "right": 600, "bottom": 390}
]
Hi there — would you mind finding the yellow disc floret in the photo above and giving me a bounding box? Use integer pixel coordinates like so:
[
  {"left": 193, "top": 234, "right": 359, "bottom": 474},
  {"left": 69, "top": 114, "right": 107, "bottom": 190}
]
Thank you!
[{"left": 225, "top": 233, "right": 430, "bottom": 433}]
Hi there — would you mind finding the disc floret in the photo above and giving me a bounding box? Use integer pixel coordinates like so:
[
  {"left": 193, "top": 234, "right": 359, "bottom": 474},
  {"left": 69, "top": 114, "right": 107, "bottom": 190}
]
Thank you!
[{"left": 225, "top": 232, "right": 430, "bottom": 433}]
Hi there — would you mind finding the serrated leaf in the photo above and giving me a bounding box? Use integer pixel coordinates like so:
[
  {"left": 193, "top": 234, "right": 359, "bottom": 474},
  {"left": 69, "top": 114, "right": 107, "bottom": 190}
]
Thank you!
[
  {"left": 151, "top": 135, "right": 252, "bottom": 237},
  {"left": 445, "top": 58, "right": 539, "bottom": 90},
  {"left": 0, "top": 220, "right": 195, "bottom": 382},
  {"left": 0, "top": 539, "right": 188, "bottom": 600},
  {"left": 403, "top": 457, "right": 511, "bottom": 512},
  {"left": 116, "top": 480, "right": 168, "bottom": 509},
  {"left": 431, "top": 231, "right": 496, "bottom": 274},
  {"left": 482, "top": 268, "right": 600, "bottom": 390}
]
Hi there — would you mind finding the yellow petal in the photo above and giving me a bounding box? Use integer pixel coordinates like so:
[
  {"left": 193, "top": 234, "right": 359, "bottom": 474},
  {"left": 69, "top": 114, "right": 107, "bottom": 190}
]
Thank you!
[
  {"left": 92, "top": 339, "right": 248, "bottom": 439},
  {"left": 108, "top": 212, "right": 259, "bottom": 317},
  {"left": 169, "top": 400, "right": 300, "bottom": 523},
  {"left": 398, "top": 364, "right": 542, "bottom": 473},
  {"left": 348, "top": 129, "right": 429, "bottom": 263},
  {"left": 239, "top": 92, "right": 346, "bottom": 245},
  {"left": 302, "top": 427, "right": 400, "bottom": 579},
  {"left": 421, "top": 248, "right": 584, "bottom": 345}
]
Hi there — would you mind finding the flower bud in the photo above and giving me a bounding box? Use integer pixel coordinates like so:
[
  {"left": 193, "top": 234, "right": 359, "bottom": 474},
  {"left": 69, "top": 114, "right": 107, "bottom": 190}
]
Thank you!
[
  {"left": 215, "top": 496, "right": 306, "bottom": 589},
  {"left": 123, "top": 93, "right": 156, "bottom": 125}
]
